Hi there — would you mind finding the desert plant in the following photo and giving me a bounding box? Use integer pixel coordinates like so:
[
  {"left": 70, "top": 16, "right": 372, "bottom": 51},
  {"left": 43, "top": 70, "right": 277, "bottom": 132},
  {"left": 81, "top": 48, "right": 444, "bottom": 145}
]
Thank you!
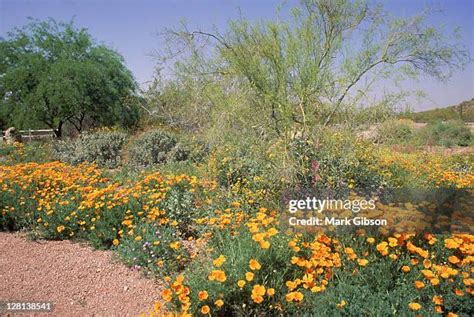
[
  {"left": 52, "top": 130, "right": 128, "bottom": 168},
  {"left": 127, "top": 129, "right": 189, "bottom": 167},
  {"left": 376, "top": 119, "right": 415, "bottom": 145},
  {"left": 417, "top": 120, "right": 472, "bottom": 147}
]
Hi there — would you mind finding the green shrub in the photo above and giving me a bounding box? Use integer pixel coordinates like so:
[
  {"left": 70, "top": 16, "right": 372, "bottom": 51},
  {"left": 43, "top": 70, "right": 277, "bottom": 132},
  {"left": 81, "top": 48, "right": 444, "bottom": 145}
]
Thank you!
[
  {"left": 417, "top": 120, "right": 472, "bottom": 147},
  {"left": 290, "top": 129, "right": 385, "bottom": 193},
  {"left": 127, "top": 129, "right": 189, "bottom": 167},
  {"left": 52, "top": 130, "right": 128, "bottom": 168},
  {"left": 0, "top": 141, "right": 52, "bottom": 165},
  {"left": 376, "top": 119, "right": 415, "bottom": 145}
]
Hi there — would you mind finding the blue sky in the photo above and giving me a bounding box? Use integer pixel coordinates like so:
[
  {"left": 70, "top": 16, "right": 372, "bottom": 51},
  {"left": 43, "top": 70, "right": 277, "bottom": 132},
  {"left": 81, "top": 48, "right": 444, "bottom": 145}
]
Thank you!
[{"left": 1, "top": 0, "right": 472, "bottom": 111}]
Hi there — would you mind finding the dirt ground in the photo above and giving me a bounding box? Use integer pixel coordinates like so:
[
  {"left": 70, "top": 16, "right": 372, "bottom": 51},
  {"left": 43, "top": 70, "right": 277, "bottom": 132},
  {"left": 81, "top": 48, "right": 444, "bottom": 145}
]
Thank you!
[{"left": 0, "top": 232, "right": 161, "bottom": 316}]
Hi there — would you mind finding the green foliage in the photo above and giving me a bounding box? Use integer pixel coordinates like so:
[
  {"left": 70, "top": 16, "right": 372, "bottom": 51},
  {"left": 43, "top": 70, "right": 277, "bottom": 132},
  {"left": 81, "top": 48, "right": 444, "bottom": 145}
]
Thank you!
[
  {"left": 402, "top": 99, "right": 474, "bottom": 123},
  {"left": 290, "top": 128, "right": 385, "bottom": 192},
  {"left": 116, "top": 223, "right": 190, "bottom": 277},
  {"left": 376, "top": 119, "right": 415, "bottom": 145},
  {"left": 157, "top": 0, "right": 470, "bottom": 140},
  {"left": 0, "top": 141, "right": 52, "bottom": 165},
  {"left": 127, "top": 129, "right": 189, "bottom": 167},
  {"left": 417, "top": 120, "right": 472, "bottom": 147},
  {"left": 0, "top": 18, "right": 140, "bottom": 137},
  {"left": 52, "top": 130, "right": 128, "bottom": 168}
]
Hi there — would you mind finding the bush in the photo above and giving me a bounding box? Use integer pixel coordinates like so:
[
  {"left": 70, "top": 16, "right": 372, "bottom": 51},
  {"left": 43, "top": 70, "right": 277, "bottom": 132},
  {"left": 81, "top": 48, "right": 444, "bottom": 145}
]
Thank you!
[
  {"left": 52, "top": 130, "right": 128, "bottom": 168},
  {"left": 417, "top": 120, "right": 472, "bottom": 147},
  {"left": 127, "top": 129, "right": 189, "bottom": 167},
  {"left": 376, "top": 119, "right": 415, "bottom": 145}
]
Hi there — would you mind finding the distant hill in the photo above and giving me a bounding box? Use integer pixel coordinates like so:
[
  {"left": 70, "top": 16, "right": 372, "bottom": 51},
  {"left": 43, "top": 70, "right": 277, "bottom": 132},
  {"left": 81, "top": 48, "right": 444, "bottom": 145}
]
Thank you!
[{"left": 401, "top": 98, "right": 474, "bottom": 122}]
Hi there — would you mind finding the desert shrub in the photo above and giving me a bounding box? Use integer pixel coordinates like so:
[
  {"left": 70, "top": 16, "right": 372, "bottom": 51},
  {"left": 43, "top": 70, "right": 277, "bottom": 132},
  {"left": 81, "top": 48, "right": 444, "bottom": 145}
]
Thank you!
[
  {"left": 127, "top": 129, "right": 189, "bottom": 167},
  {"left": 417, "top": 120, "right": 472, "bottom": 147},
  {"left": 52, "top": 130, "right": 128, "bottom": 168},
  {"left": 376, "top": 119, "right": 415, "bottom": 144},
  {"left": 290, "top": 129, "right": 385, "bottom": 194},
  {"left": 0, "top": 141, "right": 52, "bottom": 165}
]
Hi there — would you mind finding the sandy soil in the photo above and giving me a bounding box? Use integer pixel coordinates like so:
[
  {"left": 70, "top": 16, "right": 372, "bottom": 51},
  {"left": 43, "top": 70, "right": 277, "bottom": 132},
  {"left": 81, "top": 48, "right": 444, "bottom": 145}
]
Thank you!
[{"left": 0, "top": 232, "right": 161, "bottom": 317}]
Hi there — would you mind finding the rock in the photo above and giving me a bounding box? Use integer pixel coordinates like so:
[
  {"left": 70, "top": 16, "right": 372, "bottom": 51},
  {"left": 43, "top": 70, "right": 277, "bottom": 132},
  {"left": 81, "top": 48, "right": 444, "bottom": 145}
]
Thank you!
[{"left": 5, "top": 127, "right": 22, "bottom": 144}]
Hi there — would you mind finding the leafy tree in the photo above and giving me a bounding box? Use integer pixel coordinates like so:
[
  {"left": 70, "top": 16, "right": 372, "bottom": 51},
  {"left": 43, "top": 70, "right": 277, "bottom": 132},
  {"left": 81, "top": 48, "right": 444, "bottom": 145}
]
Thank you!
[
  {"left": 0, "top": 19, "right": 140, "bottom": 137},
  {"left": 159, "top": 0, "right": 470, "bottom": 139}
]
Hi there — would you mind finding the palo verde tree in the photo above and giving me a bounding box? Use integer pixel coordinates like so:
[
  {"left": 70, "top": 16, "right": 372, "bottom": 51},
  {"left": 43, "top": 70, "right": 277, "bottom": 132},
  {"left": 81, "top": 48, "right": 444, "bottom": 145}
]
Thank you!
[
  {"left": 0, "top": 19, "right": 140, "bottom": 137},
  {"left": 159, "top": 0, "right": 470, "bottom": 139}
]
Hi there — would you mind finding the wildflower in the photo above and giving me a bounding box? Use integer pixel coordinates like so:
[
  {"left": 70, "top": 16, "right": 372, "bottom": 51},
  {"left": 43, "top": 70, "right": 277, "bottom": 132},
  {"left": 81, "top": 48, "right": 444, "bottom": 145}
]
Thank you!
[
  {"left": 401, "top": 265, "right": 410, "bottom": 273},
  {"left": 215, "top": 299, "right": 224, "bottom": 307},
  {"left": 245, "top": 272, "right": 254, "bottom": 282},
  {"left": 237, "top": 280, "right": 246, "bottom": 288},
  {"left": 213, "top": 255, "right": 226, "bottom": 267},
  {"left": 366, "top": 237, "right": 375, "bottom": 244},
  {"left": 448, "top": 255, "right": 460, "bottom": 264},
  {"left": 414, "top": 281, "right": 425, "bottom": 289},
  {"left": 162, "top": 289, "right": 173, "bottom": 302},
  {"left": 198, "top": 291, "right": 208, "bottom": 301},
  {"left": 408, "top": 302, "right": 421, "bottom": 311},
  {"left": 432, "top": 296, "right": 443, "bottom": 305},
  {"left": 357, "top": 259, "right": 368, "bottom": 266},
  {"left": 252, "top": 284, "right": 266, "bottom": 298},
  {"left": 112, "top": 239, "right": 120, "bottom": 246},
  {"left": 267, "top": 288, "right": 275, "bottom": 296},
  {"left": 286, "top": 291, "right": 304, "bottom": 302},
  {"left": 249, "top": 259, "right": 261, "bottom": 270},
  {"left": 208, "top": 270, "right": 227, "bottom": 282},
  {"left": 430, "top": 278, "right": 440, "bottom": 286},
  {"left": 200, "top": 305, "right": 210, "bottom": 314},
  {"left": 56, "top": 225, "right": 65, "bottom": 233},
  {"left": 336, "top": 300, "right": 346, "bottom": 308},
  {"left": 376, "top": 242, "right": 389, "bottom": 256},
  {"left": 135, "top": 236, "right": 142, "bottom": 241}
]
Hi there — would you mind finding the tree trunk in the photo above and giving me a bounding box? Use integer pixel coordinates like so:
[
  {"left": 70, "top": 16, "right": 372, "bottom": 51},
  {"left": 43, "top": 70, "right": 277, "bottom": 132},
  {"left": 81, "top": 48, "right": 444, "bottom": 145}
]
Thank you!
[{"left": 54, "top": 121, "right": 63, "bottom": 138}]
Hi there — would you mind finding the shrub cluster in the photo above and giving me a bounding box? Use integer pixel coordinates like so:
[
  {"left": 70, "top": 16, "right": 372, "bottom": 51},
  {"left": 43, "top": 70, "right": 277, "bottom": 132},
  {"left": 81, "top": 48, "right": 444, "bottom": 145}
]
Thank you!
[
  {"left": 52, "top": 130, "right": 128, "bottom": 168},
  {"left": 127, "top": 129, "right": 189, "bottom": 167},
  {"left": 419, "top": 120, "right": 472, "bottom": 147}
]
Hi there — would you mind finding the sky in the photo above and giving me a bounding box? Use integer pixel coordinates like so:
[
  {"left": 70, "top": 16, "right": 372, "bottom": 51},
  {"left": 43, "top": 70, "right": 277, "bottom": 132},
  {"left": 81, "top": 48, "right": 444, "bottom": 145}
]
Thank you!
[{"left": 1, "top": 0, "right": 473, "bottom": 111}]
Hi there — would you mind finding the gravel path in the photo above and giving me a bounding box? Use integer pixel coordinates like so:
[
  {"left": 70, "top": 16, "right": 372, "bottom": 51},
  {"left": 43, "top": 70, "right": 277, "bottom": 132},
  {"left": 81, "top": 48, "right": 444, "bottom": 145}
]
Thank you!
[{"left": 0, "top": 232, "right": 161, "bottom": 317}]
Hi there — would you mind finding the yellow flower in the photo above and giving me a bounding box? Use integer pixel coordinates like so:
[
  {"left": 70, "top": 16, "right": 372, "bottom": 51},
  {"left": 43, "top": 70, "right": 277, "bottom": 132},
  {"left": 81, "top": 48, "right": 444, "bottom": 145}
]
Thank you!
[
  {"left": 286, "top": 291, "right": 304, "bottom": 302},
  {"left": 135, "top": 236, "right": 142, "bottom": 241},
  {"left": 162, "top": 289, "right": 173, "bottom": 302},
  {"left": 208, "top": 270, "right": 227, "bottom": 282},
  {"left": 56, "top": 225, "right": 65, "bottom": 233},
  {"left": 200, "top": 305, "right": 210, "bottom": 314},
  {"left": 414, "top": 281, "right": 425, "bottom": 289},
  {"left": 259, "top": 240, "right": 270, "bottom": 249},
  {"left": 245, "top": 272, "right": 254, "bottom": 282},
  {"left": 169, "top": 241, "right": 180, "bottom": 250},
  {"left": 336, "top": 300, "right": 346, "bottom": 308},
  {"left": 357, "top": 259, "right": 368, "bottom": 266},
  {"left": 249, "top": 259, "right": 261, "bottom": 270},
  {"left": 430, "top": 278, "right": 440, "bottom": 286},
  {"left": 237, "top": 280, "right": 246, "bottom": 288},
  {"left": 432, "top": 295, "right": 443, "bottom": 305},
  {"left": 213, "top": 255, "right": 226, "bottom": 267},
  {"left": 408, "top": 302, "right": 421, "bottom": 311},
  {"left": 366, "top": 237, "right": 375, "bottom": 244},
  {"left": 401, "top": 265, "right": 410, "bottom": 273},
  {"left": 252, "top": 284, "right": 266, "bottom": 297},
  {"left": 198, "top": 291, "right": 208, "bottom": 301},
  {"left": 112, "top": 239, "right": 120, "bottom": 246},
  {"left": 267, "top": 288, "right": 275, "bottom": 296},
  {"left": 448, "top": 255, "right": 460, "bottom": 264},
  {"left": 215, "top": 299, "right": 224, "bottom": 307}
]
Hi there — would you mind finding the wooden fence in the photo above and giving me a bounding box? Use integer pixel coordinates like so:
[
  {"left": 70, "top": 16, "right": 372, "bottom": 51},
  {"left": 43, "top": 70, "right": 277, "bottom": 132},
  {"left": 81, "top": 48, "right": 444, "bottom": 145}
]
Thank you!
[{"left": 1, "top": 129, "right": 55, "bottom": 142}]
